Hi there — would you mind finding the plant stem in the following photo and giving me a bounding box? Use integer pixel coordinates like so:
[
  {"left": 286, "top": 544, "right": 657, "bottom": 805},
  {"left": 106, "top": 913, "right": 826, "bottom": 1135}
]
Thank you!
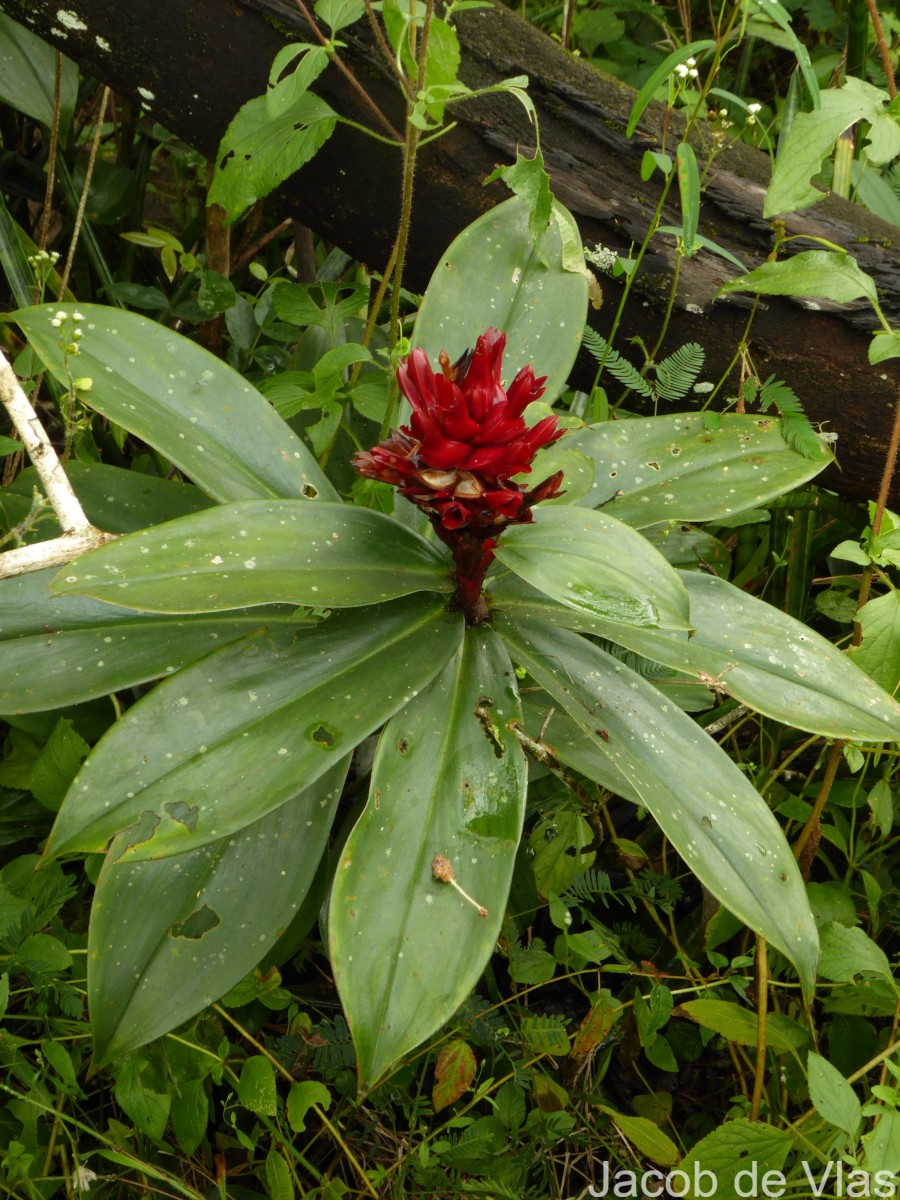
[
  {"left": 58, "top": 86, "right": 110, "bottom": 301},
  {"left": 750, "top": 935, "right": 769, "bottom": 1120}
]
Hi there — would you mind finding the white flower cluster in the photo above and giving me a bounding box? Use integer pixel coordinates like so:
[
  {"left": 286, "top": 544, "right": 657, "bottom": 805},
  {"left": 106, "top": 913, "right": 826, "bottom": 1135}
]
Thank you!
[
  {"left": 746, "top": 101, "right": 762, "bottom": 125},
  {"left": 674, "top": 56, "right": 699, "bottom": 79}
]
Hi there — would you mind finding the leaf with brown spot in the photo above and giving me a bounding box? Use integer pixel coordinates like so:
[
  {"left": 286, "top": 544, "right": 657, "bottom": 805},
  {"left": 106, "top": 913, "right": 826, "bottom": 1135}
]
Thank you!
[
  {"left": 432, "top": 1039, "right": 476, "bottom": 1112},
  {"left": 571, "top": 989, "right": 622, "bottom": 1057}
]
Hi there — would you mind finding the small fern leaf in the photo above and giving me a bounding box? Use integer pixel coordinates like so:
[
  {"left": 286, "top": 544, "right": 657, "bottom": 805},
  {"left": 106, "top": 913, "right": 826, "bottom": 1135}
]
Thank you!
[
  {"left": 756, "top": 376, "right": 823, "bottom": 461},
  {"left": 582, "top": 328, "right": 653, "bottom": 397},
  {"left": 654, "top": 342, "right": 705, "bottom": 400}
]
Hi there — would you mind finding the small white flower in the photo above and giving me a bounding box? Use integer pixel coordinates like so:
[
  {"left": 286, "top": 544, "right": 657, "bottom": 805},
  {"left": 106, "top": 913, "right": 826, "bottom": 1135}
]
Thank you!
[
  {"left": 747, "top": 102, "right": 762, "bottom": 114},
  {"left": 675, "top": 62, "right": 689, "bottom": 78},
  {"left": 74, "top": 1165, "right": 98, "bottom": 1192}
]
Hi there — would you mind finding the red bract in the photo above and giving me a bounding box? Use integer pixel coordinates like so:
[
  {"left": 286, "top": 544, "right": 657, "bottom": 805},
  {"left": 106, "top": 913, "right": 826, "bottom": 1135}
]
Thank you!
[{"left": 353, "top": 329, "right": 565, "bottom": 622}]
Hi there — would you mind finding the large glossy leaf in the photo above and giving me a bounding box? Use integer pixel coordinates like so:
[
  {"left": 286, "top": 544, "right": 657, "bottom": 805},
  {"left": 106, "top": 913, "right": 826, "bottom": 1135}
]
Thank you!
[
  {"left": 51, "top": 499, "right": 451, "bottom": 613},
  {"left": 0, "top": 11, "right": 78, "bottom": 138},
  {"left": 13, "top": 304, "right": 337, "bottom": 502},
  {"left": 89, "top": 759, "right": 348, "bottom": 1066},
  {"left": 494, "top": 505, "right": 691, "bottom": 631},
  {"left": 521, "top": 693, "right": 639, "bottom": 802},
  {"left": 491, "top": 570, "right": 900, "bottom": 742},
  {"left": 566, "top": 414, "right": 832, "bottom": 527},
  {"left": 412, "top": 196, "right": 588, "bottom": 402},
  {"left": 330, "top": 627, "right": 526, "bottom": 1089},
  {"left": 0, "top": 568, "right": 305, "bottom": 713},
  {"left": 45, "top": 594, "right": 464, "bottom": 860},
  {"left": 495, "top": 615, "right": 819, "bottom": 993}
]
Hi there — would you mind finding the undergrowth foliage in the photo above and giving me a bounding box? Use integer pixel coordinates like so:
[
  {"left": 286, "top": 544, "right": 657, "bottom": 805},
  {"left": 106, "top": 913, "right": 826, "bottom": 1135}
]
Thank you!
[{"left": 1, "top": 0, "right": 900, "bottom": 1194}]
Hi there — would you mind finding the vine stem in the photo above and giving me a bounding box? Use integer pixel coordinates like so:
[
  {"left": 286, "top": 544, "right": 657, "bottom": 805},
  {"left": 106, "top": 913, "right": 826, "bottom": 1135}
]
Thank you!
[
  {"left": 865, "top": 0, "right": 896, "bottom": 99},
  {"left": 750, "top": 935, "right": 769, "bottom": 1120},
  {"left": 0, "top": 348, "right": 112, "bottom": 580},
  {"left": 58, "top": 86, "right": 110, "bottom": 301}
]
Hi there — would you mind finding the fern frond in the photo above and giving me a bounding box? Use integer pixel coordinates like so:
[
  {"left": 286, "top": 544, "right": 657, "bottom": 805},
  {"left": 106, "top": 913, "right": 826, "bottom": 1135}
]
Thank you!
[
  {"left": 756, "top": 376, "right": 823, "bottom": 461},
  {"left": 520, "top": 1013, "right": 570, "bottom": 1053},
  {"left": 582, "top": 328, "right": 653, "bottom": 397},
  {"left": 654, "top": 342, "right": 705, "bottom": 400}
]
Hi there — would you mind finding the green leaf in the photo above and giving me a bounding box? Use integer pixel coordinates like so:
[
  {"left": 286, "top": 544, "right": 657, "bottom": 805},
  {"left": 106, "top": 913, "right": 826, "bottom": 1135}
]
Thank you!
[
  {"left": 330, "top": 627, "right": 526, "bottom": 1089},
  {"left": 88, "top": 760, "right": 346, "bottom": 1065},
  {"left": 209, "top": 91, "right": 336, "bottom": 222},
  {"left": 678, "top": 1118, "right": 793, "bottom": 1200},
  {"left": 718, "top": 250, "right": 879, "bottom": 306},
  {"left": 413, "top": 195, "right": 588, "bottom": 404},
  {"left": 46, "top": 594, "right": 463, "bottom": 859},
  {"left": 495, "top": 616, "right": 819, "bottom": 993},
  {"left": 114, "top": 1055, "right": 171, "bottom": 1141},
  {"left": 13, "top": 304, "right": 337, "bottom": 502},
  {"left": 170, "top": 1080, "right": 208, "bottom": 1157},
  {"left": 417, "top": 17, "right": 461, "bottom": 122},
  {"left": 484, "top": 150, "right": 553, "bottom": 249},
  {"left": 287, "top": 1080, "right": 331, "bottom": 1132},
  {"left": 680, "top": 999, "right": 809, "bottom": 1052},
  {"left": 0, "top": 567, "right": 307, "bottom": 714},
  {"left": 52, "top": 500, "right": 451, "bottom": 613},
  {"left": 0, "top": 12, "right": 78, "bottom": 139},
  {"left": 526, "top": 570, "right": 900, "bottom": 743},
  {"left": 765, "top": 82, "right": 885, "bottom": 216},
  {"left": 870, "top": 331, "right": 900, "bottom": 365},
  {"left": 531, "top": 809, "right": 596, "bottom": 896},
  {"left": 807, "top": 1051, "right": 861, "bottom": 1136},
  {"left": 28, "top": 718, "right": 89, "bottom": 811},
  {"left": 432, "top": 1040, "right": 477, "bottom": 1112},
  {"left": 315, "top": 0, "right": 365, "bottom": 31},
  {"left": 567, "top": 413, "right": 831, "bottom": 526},
  {"left": 600, "top": 1109, "right": 680, "bottom": 1166},
  {"left": 676, "top": 143, "right": 700, "bottom": 257},
  {"left": 851, "top": 590, "right": 900, "bottom": 694},
  {"left": 818, "top": 921, "right": 893, "bottom": 983},
  {"left": 625, "top": 42, "right": 716, "bottom": 136},
  {"left": 266, "top": 1149, "right": 294, "bottom": 1200},
  {"left": 238, "top": 1056, "right": 277, "bottom": 1116},
  {"left": 494, "top": 505, "right": 691, "bottom": 631}
]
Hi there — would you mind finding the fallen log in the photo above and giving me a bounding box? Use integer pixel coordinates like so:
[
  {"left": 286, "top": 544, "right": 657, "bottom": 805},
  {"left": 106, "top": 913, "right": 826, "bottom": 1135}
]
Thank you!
[{"left": 2, "top": 0, "right": 899, "bottom": 502}]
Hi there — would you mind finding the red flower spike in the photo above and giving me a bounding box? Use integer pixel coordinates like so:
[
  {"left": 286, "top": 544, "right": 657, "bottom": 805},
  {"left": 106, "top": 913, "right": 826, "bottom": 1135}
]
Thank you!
[{"left": 353, "top": 329, "right": 564, "bottom": 623}]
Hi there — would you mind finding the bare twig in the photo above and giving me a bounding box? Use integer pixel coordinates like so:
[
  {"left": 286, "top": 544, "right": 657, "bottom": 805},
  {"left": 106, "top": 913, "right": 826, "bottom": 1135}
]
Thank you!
[{"left": 0, "top": 348, "right": 112, "bottom": 579}]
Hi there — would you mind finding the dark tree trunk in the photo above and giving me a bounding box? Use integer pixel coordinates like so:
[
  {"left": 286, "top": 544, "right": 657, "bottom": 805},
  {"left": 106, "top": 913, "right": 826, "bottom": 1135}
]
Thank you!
[{"left": 2, "top": 0, "right": 899, "bottom": 502}]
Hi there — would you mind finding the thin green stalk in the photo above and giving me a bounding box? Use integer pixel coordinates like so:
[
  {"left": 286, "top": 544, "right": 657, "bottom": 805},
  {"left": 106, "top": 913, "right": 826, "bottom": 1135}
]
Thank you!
[{"left": 750, "top": 936, "right": 769, "bottom": 1121}]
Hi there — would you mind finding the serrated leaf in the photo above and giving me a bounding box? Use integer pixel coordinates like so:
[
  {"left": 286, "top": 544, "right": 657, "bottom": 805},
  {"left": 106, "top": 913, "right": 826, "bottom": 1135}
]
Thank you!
[
  {"left": 13, "top": 304, "right": 336, "bottom": 503},
  {"left": 567, "top": 413, "right": 831, "bottom": 526},
  {"left": 851, "top": 590, "right": 900, "bottom": 693},
  {"left": 52, "top": 500, "right": 451, "bottom": 613},
  {"left": 46, "top": 594, "right": 462, "bottom": 860},
  {"left": 88, "top": 760, "right": 346, "bottom": 1065},
  {"left": 209, "top": 91, "right": 336, "bottom": 221},
  {"left": 315, "top": 0, "right": 365, "bottom": 30},
  {"left": 29, "top": 718, "right": 89, "bottom": 811},
  {"left": 330, "top": 627, "right": 525, "bottom": 1089},
  {"left": 495, "top": 616, "right": 819, "bottom": 994},
  {"left": 114, "top": 1056, "right": 170, "bottom": 1140},
  {"left": 432, "top": 1040, "right": 477, "bottom": 1111},
  {"left": 494, "top": 505, "right": 691, "bottom": 631},
  {"left": 818, "top": 921, "right": 893, "bottom": 983},
  {"left": 678, "top": 1118, "right": 793, "bottom": 1199}
]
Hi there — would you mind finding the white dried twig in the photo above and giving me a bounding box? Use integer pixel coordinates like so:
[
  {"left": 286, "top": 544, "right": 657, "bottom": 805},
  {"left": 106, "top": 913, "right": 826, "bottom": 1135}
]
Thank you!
[{"left": 0, "top": 347, "right": 113, "bottom": 580}]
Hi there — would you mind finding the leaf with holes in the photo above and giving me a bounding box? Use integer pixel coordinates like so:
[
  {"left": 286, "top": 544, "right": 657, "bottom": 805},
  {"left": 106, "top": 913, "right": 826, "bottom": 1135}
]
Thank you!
[
  {"left": 495, "top": 614, "right": 818, "bottom": 994},
  {"left": 45, "top": 594, "right": 463, "bottom": 861},
  {"left": 89, "top": 758, "right": 347, "bottom": 1066},
  {"left": 330, "top": 627, "right": 526, "bottom": 1089},
  {"left": 13, "top": 304, "right": 336, "bottom": 502},
  {"left": 567, "top": 413, "right": 831, "bottom": 526},
  {"left": 52, "top": 500, "right": 451, "bottom": 613}
]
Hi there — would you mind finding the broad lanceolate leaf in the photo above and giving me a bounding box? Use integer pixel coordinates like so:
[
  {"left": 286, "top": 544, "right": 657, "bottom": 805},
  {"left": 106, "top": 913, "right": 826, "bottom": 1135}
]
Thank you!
[
  {"left": 0, "top": 568, "right": 305, "bottom": 713},
  {"left": 14, "top": 304, "right": 337, "bottom": 502},
  {"left": 88, "top": 759, "right": 348, "bottom": 1066},
  {"left": 330, "top": 627, "right": 526, "bottom": 1090},
  {"left": 494, "top": 505, "right": 691, "bottom": 632},
  {"left": 502, "top": 571, "right": 900, "bottom": 742},
  {"left": 52, "top": 500, "right": 451, "bottom": 613},
  {"left": 495, "top": 615, "right": 819, "bottom": 993},
  {"left": 567, "top": 413, "right": 831, "bottom": 527},
  {"left": 0, "top": 11, "right": 78, "bottom": 138},
  {"left": 718, "top": 250, "right": 879, "bottom": 306},
  {"left": 412, "top": 196, "right": 588, "bottom": 403},
  {"left": 46, "top": 594, "right": 463, "bottom": 861}
]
